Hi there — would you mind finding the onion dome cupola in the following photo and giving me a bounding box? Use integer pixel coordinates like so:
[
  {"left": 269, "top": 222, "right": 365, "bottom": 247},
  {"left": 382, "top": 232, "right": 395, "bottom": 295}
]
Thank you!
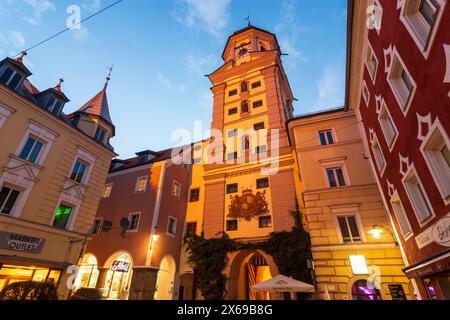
[
  {"left": 0, "top": 51, "right": 32, "bottom": 93},
  {"left": 34, "top": 78, "right": 70, "bottom": 117},
  {"left": 68, "top": 67, "right": 115, "bottom": 149}
]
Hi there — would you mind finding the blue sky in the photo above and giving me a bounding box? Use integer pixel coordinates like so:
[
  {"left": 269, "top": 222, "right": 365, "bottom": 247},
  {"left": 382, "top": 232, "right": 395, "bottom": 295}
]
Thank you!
[{"left": 0, "top": 0, "right": 348, "bottom": 158}]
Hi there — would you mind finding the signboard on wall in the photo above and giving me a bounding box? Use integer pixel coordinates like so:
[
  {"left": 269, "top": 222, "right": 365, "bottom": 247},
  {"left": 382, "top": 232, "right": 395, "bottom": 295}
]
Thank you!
[
  {"left": 0, "top": 231, "right": 45, "bottom": 253},
  {"left": 388, "top": 284, "right": 407, "bottom": 300},
  {"left": 415, "top": 214, "right": 450, "bottom": 249},
  {"left": 111, "top": 260, "right": 130, "bottom": 273}
]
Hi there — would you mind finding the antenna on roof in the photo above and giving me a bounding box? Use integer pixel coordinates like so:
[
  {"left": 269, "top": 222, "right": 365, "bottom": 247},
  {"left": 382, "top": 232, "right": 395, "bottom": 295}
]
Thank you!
[
  {"left": 245, "top": 15, "right": 251, "bottom": 27},
  {"left": 104, "top": 65, "right": 113, "bottom": 89}
]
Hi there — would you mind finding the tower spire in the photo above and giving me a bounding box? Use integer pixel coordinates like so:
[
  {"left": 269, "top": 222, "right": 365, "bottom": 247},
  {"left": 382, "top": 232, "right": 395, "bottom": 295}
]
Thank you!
[
  {"left": 16, "top": 51, "right": 27, "bottom": 63},
  {"left": 104, "top": 65, "right": 113, "bottom": 90},
  {"left": 55, "top": 77, "right": 64, "bottom": 92},
  {"left": 245, "top": 15, "right": 251, "bottom": 27}
]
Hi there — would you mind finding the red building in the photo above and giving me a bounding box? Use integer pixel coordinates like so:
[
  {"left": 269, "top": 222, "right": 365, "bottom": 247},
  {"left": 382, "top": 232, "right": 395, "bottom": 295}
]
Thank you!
[
  {"left": 350, "top": 0, "right": 450, "bottom": 299},
  {"left": 75, "top": 149, "right": 190, "bottom": 300}
]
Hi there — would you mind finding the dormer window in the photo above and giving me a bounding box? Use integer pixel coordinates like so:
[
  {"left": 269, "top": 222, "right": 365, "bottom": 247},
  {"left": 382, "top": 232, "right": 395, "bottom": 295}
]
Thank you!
[
  {"left": 137, "top": 155, "right": 148, "bottom": 165},
  {"left": 44, "top": 96, "right": 63, "bottom": 116},
  {"left": 94, "top": 126, "right": 107, "bottom": 144},
  {"left": 0, "top": 66, "right": 23, "bottom": 90}
]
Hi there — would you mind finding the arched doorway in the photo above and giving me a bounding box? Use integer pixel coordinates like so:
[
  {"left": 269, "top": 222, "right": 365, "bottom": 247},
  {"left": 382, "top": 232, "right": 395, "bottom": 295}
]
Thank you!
[
  {"left": 229, "top": 250, "right": 274, "bottom": 300},
  {"left": 351, "top": 279, "right": 382, "bottom": 300},
  {"left": 75, "top": 254, "right": 99, "bottom": 289},
  {"left": 154, "top": 255, "right": 176, "bottom": 300},
  {"left": 104, "top": 252, "right": 133, "bottom": 300}
]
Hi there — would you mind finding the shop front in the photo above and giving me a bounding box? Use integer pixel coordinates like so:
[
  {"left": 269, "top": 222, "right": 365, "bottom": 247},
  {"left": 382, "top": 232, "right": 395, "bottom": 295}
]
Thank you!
[
  {"left": 98, "top": 252, "right": 133, "bottom": 300},
  {"left": 0, "top": 263, "right": 62, "bottom": 292}
]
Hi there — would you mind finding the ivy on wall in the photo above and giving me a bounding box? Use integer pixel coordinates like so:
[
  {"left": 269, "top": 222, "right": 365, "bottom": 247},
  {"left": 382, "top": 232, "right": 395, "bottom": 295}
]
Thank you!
[{"left": 184, "top": 201, "right": 313, "bottom": 300}]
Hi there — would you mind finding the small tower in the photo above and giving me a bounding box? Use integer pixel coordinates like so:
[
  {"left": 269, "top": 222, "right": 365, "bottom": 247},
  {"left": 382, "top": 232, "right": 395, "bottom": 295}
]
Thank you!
[
  {"left": 68, "top": 67, "right": 115, "bottom": 148},
  {"left": 34, "top": 78, "right": 70, "bottom": 117}
]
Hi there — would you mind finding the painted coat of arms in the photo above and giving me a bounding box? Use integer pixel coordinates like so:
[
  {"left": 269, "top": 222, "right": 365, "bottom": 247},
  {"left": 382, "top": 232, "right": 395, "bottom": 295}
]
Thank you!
[{"left": 228, "top": 189, "right": 269, "bottom": 221}]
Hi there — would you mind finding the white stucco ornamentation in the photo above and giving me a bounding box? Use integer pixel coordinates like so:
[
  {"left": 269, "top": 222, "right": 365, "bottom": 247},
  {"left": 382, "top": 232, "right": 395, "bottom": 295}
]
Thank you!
[
  {"left": 387, "top": 180, "right": 396, "bottom": 199},
  {"left": 375, "top": 95, "right": 383, "bottom": 114},
  {"left": 398, "top": 154, "right": 410, "bottom": 177},
  {"left": 417, "top": 113, "right": 433, "bottom": 142},
  {"left": 396, "top": 0, "right": 404, "bottom": 10},
  {"left": 444, "top": 44, "right": 450, "bottom": 83}
]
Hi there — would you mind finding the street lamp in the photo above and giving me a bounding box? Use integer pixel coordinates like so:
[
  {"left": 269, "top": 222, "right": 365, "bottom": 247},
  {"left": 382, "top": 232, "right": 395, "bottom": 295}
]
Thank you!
[{"left": 368, "top": 226, "right": 384, "bottom": 239}]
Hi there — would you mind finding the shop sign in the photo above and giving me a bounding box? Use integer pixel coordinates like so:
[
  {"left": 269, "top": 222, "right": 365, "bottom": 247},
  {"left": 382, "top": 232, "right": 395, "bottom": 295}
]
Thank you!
[
  {"left": 0, "top": 231, "right": 45, "bottom": 253},
  {"left": 111, "top": 260, "right": 130, "bottom": 272},
  {"left": 349, "top": 255, "right": 369, "bottom": 275},
  {"left": 415, "top": 214, "right": 450, "bottom": 249},
  {"left": 388, "top": 284, "right": 407, "bottom": 300}
]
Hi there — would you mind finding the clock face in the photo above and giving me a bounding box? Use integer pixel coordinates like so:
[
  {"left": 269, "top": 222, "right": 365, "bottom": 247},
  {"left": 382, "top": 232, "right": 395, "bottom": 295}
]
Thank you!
[{"left": 235, "top": 44, "right": 250, "bottom": 59}]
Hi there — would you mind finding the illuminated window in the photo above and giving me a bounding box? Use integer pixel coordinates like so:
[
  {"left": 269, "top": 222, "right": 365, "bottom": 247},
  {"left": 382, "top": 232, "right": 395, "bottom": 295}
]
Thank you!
[
  {"left": 0, "top": 186, "right": 20, "bottom": 216},
  {"left": 135, "top": 176, "right": 148, "bottom": 192},
  {"left": 70, "top": 160, "right": 88, "bottom": 183},
  {"left": 259, "top": 216, "right": 272, "bottom": 228},
  {"left": 319, "top": 130, "right": 335, "bottom": 145},
  {"left": 226, "top": 219, "right": 238, "bottom": 231},
  {"left": 189, "top": 188, "right": 200, "bottom": 202},
  {"left": 326, "top": 167, "right": 347, "bottom": 188},
  {"left": 352, "top": 280, "right": 381, "bottom": 300},
  {"left": 19, "top": 136, "right": 43, "bottom": 164},
  {"left": 226, "top": 183, "right": 238, "bottom": 194},
  {"left": 173, "top": 181, "right": 181, "bottom": 198},
  {"left": 53, "top": 204, "right": 73, "bottom": 229},
  {"left": 167, "top": 216, "right": 177, "bottom": 235},
  {"left": 103, "top": 184, "right": 113, "bottom": 198},
  {"left": 337, "top": 216, "right": 362, "bottom": 243}
]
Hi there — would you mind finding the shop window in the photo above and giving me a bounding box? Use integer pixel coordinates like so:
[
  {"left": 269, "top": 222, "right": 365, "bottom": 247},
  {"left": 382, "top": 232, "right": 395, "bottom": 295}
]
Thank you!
[
  {"left": 326, "top": 167, "right": 347, "bottom": 188},
  {"left": 135, "top": 176, "right": 148, "bottom": 192},
  {"left": 226, "top": 183, "right": 238, "bottom": 194},
  {"left": 387, "top": 50, "right": 416, "bottom": 113},
  {"left": 70, "top": 160, "right": 88, "bottom": 184},
  {"left": 128, "top": 212, "right": 141, "bottom": 231},
  {"left": 352, "top": 280, "right": 382, "bottom": 300},
  {"left": 424, "top": 278, "right": 439, "bottom": 300},
  {"left": 319, "top": 130, "right": 335, "bottom": 146},
  {"left": 53, "top": 204, "right": 73, "bottom": 229},
  {"left": 189, "top": 188, "right": 200, "bottom": 202},
  {"left": 256, "top": 178, "right": 269, "bottom": 189},
  {"left": 185, "top": 222, "right": 197, "bottom": 236},
  {"left": 226, "top": 219, "right": 238, "bottom": 231},
  {"left": 400, "top": 0, "right": 445, "bottom": 56},
  {"left": 19, "top": 136, "right": 44, "bottom": 164},
  {"left": 420, "top": 122, "right": 450, "bottom": 202},
  {"left": 103, "top": 184, "right": 113, "bottom": 198},
  {"left": 167, "top": 216, "right": 177, "bottom": 235},
  {"left": 403, "top": 166, "right": 434, "bottom": 225},
  {"left": 337, "top": 215, "right": 362, "bottom": 243},
  {"left": 378, "top": 101, "right": 398, "bottom": 150},
  {"left": 259, "top": 216, "right": 272, "bottom": 228},
  {"left": 0, "top": 185, "right": 20, "bottom": 216},
  {"left": 172, "top": 181, "right": 181, "bottom": 198}
]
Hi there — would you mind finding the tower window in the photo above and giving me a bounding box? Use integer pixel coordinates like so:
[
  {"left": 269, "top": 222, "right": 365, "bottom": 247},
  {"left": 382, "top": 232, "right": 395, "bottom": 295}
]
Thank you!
[
  {"left": 241, "top": 101, "right": 249, "bottom": 114},
  {"left": 251, "top": 81, "right": 262, "bottom": 89},
  {"left": 256, "top": 178, "right": 269, "bottom": 189},
  {"left": 226, "top": 183, "right": 238, "bottom": 194},
  {"left": 254, "top": 122, "right": 265, "bottom": 131},
  {"left": 94, "top": 126, "right": 107, "bottom": 144},
  {"left": 229, "top": 89, "right": 238, "bottom": 97},
  {"left": 228, "top": 107, "right": 238, "bottom": 115},
  {"left": 241, "top": 81, "right": 248, "bottom": 92},
  {"left": 226, "top": 219, "right": 238, "bottom": 231},
  {"left": 0, "top": 67, "right": 23, "bottom": 90},
  {"left": 337, "top": 215, "right": 362, "bottom": 243},
  {"left": 253, "top": 100, "right": 263, "bottom": 108}
]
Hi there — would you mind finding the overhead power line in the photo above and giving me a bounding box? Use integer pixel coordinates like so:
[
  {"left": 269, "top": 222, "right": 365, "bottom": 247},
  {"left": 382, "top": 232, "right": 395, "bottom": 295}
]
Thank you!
[{"left": 13, "top": 0, "right": 125, "bottom": 58}]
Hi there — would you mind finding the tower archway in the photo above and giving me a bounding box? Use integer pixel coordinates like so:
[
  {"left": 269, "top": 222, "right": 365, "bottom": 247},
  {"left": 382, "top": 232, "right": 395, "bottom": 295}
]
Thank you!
[{"left": 154, "top": 255, "right": 176, "bottom": 300}]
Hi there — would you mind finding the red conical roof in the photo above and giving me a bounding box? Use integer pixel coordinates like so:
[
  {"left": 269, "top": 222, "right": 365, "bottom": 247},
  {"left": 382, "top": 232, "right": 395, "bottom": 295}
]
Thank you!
[{"left": 74, "top": 87, "right": 113, "bottom": 126}]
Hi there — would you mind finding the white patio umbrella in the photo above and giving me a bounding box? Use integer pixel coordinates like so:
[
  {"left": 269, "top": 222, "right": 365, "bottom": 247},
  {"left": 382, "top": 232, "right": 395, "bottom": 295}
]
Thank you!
[{"left": 251, "top": 274, "right": 315, "bottom": 293}]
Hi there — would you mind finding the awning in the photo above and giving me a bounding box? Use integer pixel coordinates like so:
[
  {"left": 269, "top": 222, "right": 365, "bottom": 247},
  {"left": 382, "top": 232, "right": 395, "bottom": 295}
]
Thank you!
[
  {"left": 403, "top": 249, "right": 450, "bottom": 279},
  {"left": 251, "top": 275, "right": 315, "bottom": 293}
]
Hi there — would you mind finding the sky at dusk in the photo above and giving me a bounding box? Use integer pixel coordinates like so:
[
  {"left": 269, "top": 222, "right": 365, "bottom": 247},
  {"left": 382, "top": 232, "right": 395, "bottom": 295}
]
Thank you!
[{"left": 0, "top": 0, "right": 348, "bottom": 158}]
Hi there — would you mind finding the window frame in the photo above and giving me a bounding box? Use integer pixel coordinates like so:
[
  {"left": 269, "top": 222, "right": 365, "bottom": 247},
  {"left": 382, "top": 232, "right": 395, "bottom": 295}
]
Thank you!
[
  {"left": 19, "top": 135, "right": 44, "bottom": 164},
  {"left": 390, "top": 191, "right": 413, "bottom": 239},
  {"left": 420, "top": 120, "right": 450, "bottom": 205},
  {"left": 322, "top": 162, "right": 351, "bottom": 188},
  {"left": 256, "top": 178, "right": 270, "bottom": 189},
  {"left": 371, "top": 133, "right": 387, "bottom": 176},
  {"left": 185, "top": 221, "right": 198, "bottom": 237},
  {"left": 365, "top": 41, "right": 379, "bottom": 83},
  {"left": 377, "top": 100, "right": 399, "bottom": 151},
  {"left": 226, "top": 183, "right": 238, "bottom": 194},
  {"left": 333, "top": 209, "right": 366, "bottom": 244},
  {"left": 258, "top": 216, "right": 272, "bottom": 228},
  {"left": 92, "top": 217, "right": 103, "bottom": 235},
  {"left": 70, "top": 159, "right": 89, "bottom": 184},
  {"left": 399, "top": 0, "right": 446, "bottom": 58},
  {"left": 189, "top": 188, "right": 200, "bottom": 202},
  {"left": 228, "top": 107, "right": 238, "bottom": 116},
  {"left": 135, "top": 176, "right": 148, "bottom": 193},
  {"left": 172, "top": 180, "right": 181, "bottom": 198},
  {"left": 253, "top": 122, "right": 265, "bottom": 131},
  {"left": 362, "top": 81, "right": 370, "bottom": 107},
  {"left": 103, "top": 183, "right": 113, "bottom": 198},
  {"left": 402, "top": 164, "right": 435, "bottom": 227},
  {"left": 127, "top": 212, "right": 141, "bottom": 232},
  {"left": 167, "top": 216, "right": 177, "bottom": 236},
  {"left": 226, "top": 219, "right": 238, "bottom": 231},
  {"left": 51, "top": 203, "right": 75, "bottom": 230},
  {"left": 318, "top": 128, "right": 336, "bottom": 146},
  {"left": 0, "top": 66, "right": 24, "bottom": 90},
  {"left": 0, "top": 185, "right": 21, "bottom": 216}
]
